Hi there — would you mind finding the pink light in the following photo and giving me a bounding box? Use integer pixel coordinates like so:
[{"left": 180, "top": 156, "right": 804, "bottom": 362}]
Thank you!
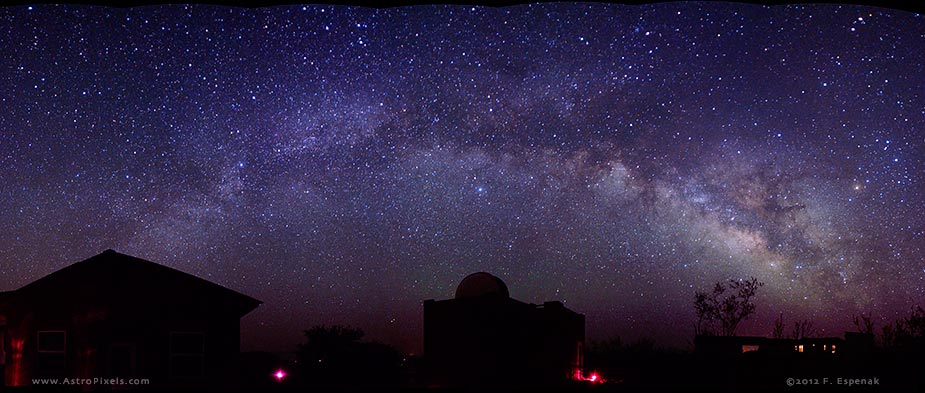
[
  {"left": 11, "top": 338, "right": 25, "bottom": 386},
  {"left": 575, "top": 370, "right": 605, "bottom": 384},
  {"left": 273, "top": 369, "right": 287, "bottom": 382}
]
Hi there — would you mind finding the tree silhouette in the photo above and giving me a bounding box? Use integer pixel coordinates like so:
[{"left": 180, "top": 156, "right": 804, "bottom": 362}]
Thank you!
[
  {"left": 882, "top": 306, "right": 925, "bottom": 349},
  {"left": 790, "top": 319, "right": 817, "bottom": 339},
  {"left": 694, "top": 277, "right": 764, "bottom": 336},
  {"left": 853, "top": 312, "right": 875, "bottom": 334},
  {"left": 772, "top": 312, "right": 785, "bottom": 339},
  {"left": 295, "top": 325, "right": 403, "bottom": 386}
]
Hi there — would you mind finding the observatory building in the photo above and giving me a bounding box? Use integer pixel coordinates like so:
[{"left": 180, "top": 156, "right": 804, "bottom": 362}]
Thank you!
[{"left": 423, "top": 272, "right": 585, "bottom": 387}]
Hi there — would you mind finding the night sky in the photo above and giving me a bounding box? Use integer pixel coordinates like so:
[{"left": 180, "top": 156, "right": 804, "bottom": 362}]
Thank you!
[{"left": 2, "top": 2, "right": 924, "bottom": 354}]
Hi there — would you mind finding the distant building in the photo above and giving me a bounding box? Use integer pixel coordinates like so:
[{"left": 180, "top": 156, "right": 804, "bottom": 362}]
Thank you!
[
  {"left": 0, "top": 250, "right": 261, "bottom": 389},
  {"left": 423, "top": 272, "right": 585, "bottom": 387},
  {"left": 695, "top": 332, "right": 875, "bottom": 358}
]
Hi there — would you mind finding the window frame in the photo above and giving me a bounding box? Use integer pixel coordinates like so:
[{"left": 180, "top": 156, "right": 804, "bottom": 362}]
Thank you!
[
  {"left": 36, "top": 330, "right": 67, "bottom": 354},
  {"left": 168, "top": 331, "right": 205, "bottom": 379}
]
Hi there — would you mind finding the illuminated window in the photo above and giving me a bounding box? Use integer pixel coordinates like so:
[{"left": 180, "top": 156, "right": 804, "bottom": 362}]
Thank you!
[
  {"left": 741, "top": 345, "right": 759, "bottom": 353},
  {"left": 831, "top": 344, "right": 836, "bottom": 353},
  {"left": 823, "top": 344, "right": 827, "bottom": 350},
  {"left": 796, "top": 344, "right": 804, "bottom": 353},
  {"left": 170, "top": 332, "right": 205, "bottom": 378}
]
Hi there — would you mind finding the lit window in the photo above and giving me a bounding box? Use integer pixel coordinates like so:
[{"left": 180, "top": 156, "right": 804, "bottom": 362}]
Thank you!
[
  {"left": 831, "top": 344, "right": 836, "bottom": 353},
  {"left": 796, "top": 344, "right": 804, "bottom": 353},
  {"left": 741, "top": 345, "right": 759, "bottom": 353}
]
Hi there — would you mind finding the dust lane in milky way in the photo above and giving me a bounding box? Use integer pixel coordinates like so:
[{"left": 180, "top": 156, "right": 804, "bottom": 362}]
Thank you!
[{"left": 0, "top": 3, "right": 923, "bottom": 352}]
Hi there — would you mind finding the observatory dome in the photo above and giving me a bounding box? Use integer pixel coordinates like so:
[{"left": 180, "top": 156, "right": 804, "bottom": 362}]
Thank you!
[{"left": 454, "top": 272, "right": 510, "bottom": 299}]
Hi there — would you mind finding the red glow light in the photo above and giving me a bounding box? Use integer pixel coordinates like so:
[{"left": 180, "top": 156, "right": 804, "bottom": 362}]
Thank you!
[
  {"left": 11, "top": 338, "right": 25, "bottom": 386},
  {"left": 575, "top": 370, "right": 605, "bottom": 384},
  {"left": 274, "top": 369, "right": 287, "bottom": 382}
]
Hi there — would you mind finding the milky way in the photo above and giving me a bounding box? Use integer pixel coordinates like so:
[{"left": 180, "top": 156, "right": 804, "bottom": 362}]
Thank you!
[{"left": 1, "top": 3, "right": 924, "bottom": 353}]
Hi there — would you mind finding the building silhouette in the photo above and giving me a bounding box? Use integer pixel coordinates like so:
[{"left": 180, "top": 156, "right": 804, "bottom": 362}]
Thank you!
[
  {"left": 423, "top": 272, "right": 585, "bottom": 387},
  {"left": 694, "top": 332, "right": 875, "bottom": 359},
  {"left": 692, "top": 333, "right": 881, "bottom": 391},
  {"left": 0, "top": 249, "right": 260, "bottom": 389}
]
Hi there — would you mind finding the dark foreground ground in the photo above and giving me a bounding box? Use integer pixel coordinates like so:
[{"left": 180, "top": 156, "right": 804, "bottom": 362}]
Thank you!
[
  {"left": 0, "top": 385, "right": 895, "bottom": 393},
  {"left": 3, "top": 350, "right": 919, "bottom": 392},
  {"left": 0, "top": 377, "right": 902, "bottom": 393}
]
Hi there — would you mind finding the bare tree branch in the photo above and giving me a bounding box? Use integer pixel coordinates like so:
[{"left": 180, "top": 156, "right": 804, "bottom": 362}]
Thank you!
[{"left": 694, "top": 277, "right": 764, "bottom": 336}]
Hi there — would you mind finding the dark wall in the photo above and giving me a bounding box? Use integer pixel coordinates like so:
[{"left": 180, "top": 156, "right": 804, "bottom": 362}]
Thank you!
[
  {"left": 423, "top": 297, "right": 584, "bottom": 387},
  {"left": 1, "top": 283, "right": 246, "bottom": 389}
]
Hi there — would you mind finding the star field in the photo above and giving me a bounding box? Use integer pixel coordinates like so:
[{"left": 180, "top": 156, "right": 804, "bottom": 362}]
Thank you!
[{"left": 1, "top": 3, "right": 924, "bottom": 353}]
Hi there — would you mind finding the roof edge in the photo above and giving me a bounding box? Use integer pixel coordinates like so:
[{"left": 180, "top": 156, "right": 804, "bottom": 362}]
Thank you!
[{"left": 15, "top": 250, "right": 262, "bottom": 311}]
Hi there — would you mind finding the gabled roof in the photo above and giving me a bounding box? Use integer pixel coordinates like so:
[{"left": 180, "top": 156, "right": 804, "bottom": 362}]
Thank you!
[{"left": 6, "top": 249, "right": 261, "bottom": 316}]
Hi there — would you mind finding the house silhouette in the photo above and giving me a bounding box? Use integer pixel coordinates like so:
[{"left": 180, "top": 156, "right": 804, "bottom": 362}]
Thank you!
[
  {"left": 0, "top": 249, "right": 260, "bottom": 389},
  {"left": 694, "top": 333, "right": 875, "bottom": 358},
  {"left": 423, "top": 272, "right": 585, "bottom": 387}
]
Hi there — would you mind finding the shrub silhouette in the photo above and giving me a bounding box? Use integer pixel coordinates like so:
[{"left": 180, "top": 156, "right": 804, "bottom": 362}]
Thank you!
[{"left": 295, "top": 325, "right": 403, "bottom": 386}]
